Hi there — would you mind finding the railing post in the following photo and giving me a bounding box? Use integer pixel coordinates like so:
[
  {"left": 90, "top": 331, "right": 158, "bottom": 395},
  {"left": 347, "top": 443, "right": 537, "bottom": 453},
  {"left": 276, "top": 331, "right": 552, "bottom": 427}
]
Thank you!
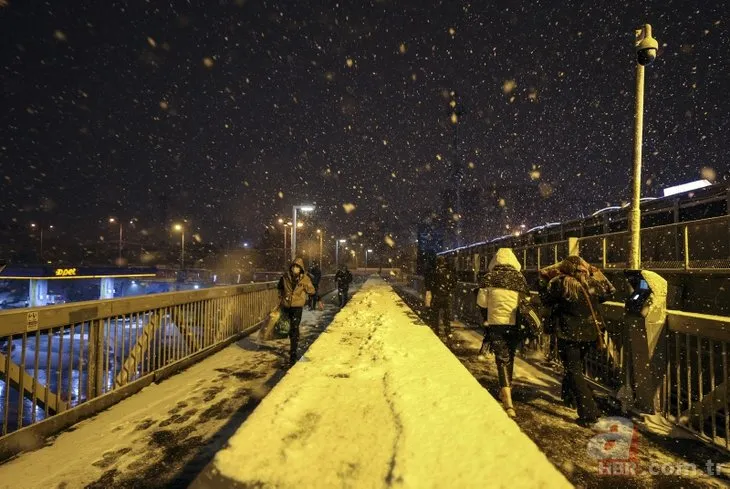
[
  {"left": 536, "top": 247, "right": 541, "bottom": 271},
  {"left": 602, "top": 237, "right": 607, "bottom": 269},
  {"left": 683, "top": 225, "right": 690, "bottom": 270},
  {"left": 523, "top": 249, "right": 527, "bottom": 270},
  {"left": 88, "top": 319, "right": 104, "bottom": 399},
  {"left": 568, "top": 237, "right": 579, "bottom": 257},
  {"left": 553, "top": 244, "right": 558, "bottom": 264}
]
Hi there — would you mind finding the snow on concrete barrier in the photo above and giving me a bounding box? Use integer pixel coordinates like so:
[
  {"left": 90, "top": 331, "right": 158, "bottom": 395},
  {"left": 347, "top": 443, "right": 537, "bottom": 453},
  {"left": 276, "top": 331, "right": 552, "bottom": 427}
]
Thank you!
[{"left": 191, "top": 278, "right": 572, "bottom": 489}]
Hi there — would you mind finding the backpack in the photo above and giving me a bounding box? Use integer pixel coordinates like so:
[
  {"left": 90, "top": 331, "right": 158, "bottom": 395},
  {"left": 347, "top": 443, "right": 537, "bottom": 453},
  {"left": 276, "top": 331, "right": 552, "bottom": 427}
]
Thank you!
[{"left": 516, "top": 295, "right": 543, "bottom": 340}]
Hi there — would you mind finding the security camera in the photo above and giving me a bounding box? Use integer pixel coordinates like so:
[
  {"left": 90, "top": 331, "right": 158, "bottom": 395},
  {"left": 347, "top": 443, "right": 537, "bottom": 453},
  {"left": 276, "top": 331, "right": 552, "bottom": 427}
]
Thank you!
[{"left": 635, "top": 25, "right": 658, "bottom": 66}]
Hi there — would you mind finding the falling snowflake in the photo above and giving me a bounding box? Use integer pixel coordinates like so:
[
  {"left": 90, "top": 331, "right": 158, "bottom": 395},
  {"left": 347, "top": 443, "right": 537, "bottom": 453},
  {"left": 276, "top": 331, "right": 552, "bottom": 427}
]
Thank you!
[
  {"left": 147, "top": 37, "right": 157, "bottom": 48},
  {"left": 345, "top": 58, "right": 354, "bottom": 68},
  {"left": 203, "top": 57, "right": 215, "bottom": 68},
  {"left": 342, "top": 203, "right": 356, "bottom": 214},
  {"left": 502, "top": 79, "right": 517, "bottom": 94},
  {"left": 53, "top": 30, "right": 67, "bottom": 42}
]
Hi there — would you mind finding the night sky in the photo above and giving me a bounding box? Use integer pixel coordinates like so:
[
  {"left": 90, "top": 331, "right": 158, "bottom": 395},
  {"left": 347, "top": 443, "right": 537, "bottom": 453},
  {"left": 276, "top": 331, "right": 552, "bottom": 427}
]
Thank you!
[{"left": 1, "top": 0, "right": 728, "bottom": 252}]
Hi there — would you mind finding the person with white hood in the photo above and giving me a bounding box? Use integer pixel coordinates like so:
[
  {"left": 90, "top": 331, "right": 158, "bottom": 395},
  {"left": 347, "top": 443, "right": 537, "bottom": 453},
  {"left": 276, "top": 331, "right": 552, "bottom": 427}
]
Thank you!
[{"left": 478, "top": 248, "right": 529, "bottom": 418}]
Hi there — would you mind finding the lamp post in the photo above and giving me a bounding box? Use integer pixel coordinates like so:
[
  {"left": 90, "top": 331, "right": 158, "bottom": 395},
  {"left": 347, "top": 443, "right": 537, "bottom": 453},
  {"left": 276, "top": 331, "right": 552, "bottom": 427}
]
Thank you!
[
  {"left": 279, "top": 220, "right": 292, "bottom": 268},
  {"left": 173, "top": 223, "right": 185, "bottom": 269},
  {"left": 629, "top": 24, "right": 659, "bottom": 270},
  {"left": 316, "top": 229, "right": 323, "bottom": 266},
  {"left": 335, "top": 239, "right": 346, "bottom": 267},
  {"left": 292, "top": 204, "right": 314, "bottom": 260},
  {"left": 30, "top": 223, "right": 52, "bottom": 261},
  {"left": 366, "top": 249, "right": 373, "bottom": 268}
]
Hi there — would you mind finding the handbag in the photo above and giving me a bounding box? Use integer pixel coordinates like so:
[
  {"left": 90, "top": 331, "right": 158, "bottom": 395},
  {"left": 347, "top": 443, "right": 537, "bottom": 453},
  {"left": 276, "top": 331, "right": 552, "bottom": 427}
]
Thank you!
[
  {"left": 578, "top": 284, "right": 606, "bottom": 350},
  {"left": 476, "top": 288, "right": 489, "bottom": 308},
  {"left": 516, "top": 295, "right": 543, "bottom": 340},
  {"left": 258, "top": 307, "right": 281, "bottom": 341},
  {"left": 275, "top": 315, "right": 291, "bottom": 337}
]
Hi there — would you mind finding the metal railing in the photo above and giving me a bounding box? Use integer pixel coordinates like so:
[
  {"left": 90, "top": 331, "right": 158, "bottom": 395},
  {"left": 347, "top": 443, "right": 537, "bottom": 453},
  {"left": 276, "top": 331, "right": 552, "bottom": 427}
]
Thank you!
[
  {"left": 449, "top": 214, "right": 730, "bottom": 273},
  {"left": 0, "top": 282, "right": 279, "bottom": 440}
]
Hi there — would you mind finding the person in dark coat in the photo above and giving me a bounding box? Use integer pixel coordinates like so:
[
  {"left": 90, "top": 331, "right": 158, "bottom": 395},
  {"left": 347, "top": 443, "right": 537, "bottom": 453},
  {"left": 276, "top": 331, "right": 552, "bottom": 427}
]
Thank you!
[
  {"left": 424, "top": 256, "right": 458, "bottom": 338},
  {"left": 478, "top": 248, "right": 529, "bottom": 418},
  {"left": 278, "top": 258, "right": 315, "bottom": 366},
  {"left": 307, "top": 262, "right": 322, "bottom": 310},
  {"left": 543, "top": 255, "right": 615, "bottom": 426},
  {"left": 335, "top": 265, "right": 353, "bottom": 307}
]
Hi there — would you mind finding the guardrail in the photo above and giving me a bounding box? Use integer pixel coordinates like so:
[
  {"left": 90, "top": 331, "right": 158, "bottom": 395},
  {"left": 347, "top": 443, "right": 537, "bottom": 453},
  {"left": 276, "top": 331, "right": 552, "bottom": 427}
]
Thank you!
[
  {"left": 0, "top": 282, "right": 279, "bottom": 454},
  {"left": 447, "top": 214, "right": 730, "bottom": 274},
  {"left": 402, "top": 275, "right": 730, "bottom": 451}
]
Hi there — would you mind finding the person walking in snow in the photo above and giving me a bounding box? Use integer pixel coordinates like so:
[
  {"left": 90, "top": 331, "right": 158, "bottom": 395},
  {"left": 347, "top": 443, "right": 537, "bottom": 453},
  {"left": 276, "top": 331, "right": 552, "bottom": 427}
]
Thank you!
[
  {"left": 307, "top": 262, "right": 322, "bottom": 310},
  {"left": 335, "top": 265, "right": 353, "bottom": 307},
  {"left": 424, "top": 256, "right": 458, "bottom": 339},
  {"left": 278, "top": 258, "right": 315, "bottom": 366},
  {"left": 542, "top": 255, "right": 615, "bottom": 427},
  {"left": 478, "top": 248, "right": 529, "bottom": 418}
]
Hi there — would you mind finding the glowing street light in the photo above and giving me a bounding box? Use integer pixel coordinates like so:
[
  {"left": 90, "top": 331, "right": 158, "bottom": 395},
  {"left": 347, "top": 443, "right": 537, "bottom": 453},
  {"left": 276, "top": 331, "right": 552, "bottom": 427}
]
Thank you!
[
  {"left": 366, "top": 249, "right": 373, "bottom": 268},
  {"left": 173, "top": 223, "right": 185, "bottom": 269},
  {"left": 292, "top": 204, "right": 315, "bottom": 260},
  {"left": 335, "top": 238, "right": 347, "bottom": 267}
]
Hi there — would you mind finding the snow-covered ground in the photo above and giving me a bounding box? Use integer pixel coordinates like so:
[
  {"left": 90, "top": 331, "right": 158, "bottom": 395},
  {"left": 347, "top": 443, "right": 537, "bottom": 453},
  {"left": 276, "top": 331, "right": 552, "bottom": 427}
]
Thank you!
[
  {"left": 191, "top": 278, "right": 571, "bottom": 489},
  {"left": 440, "top": 313, "right": 730, "bottom": 488},
  {"left": 0, "top": 291, "right": 347, "bottom": 489}
]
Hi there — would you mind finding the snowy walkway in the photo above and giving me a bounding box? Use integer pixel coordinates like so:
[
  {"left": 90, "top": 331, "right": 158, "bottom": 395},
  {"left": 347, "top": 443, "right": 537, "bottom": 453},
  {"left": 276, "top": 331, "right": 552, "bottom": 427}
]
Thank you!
[
  {"left": 0, "top": 290, "right": 348, "bottom": 489},
  {"left": 191, "top": 279, "right": 571, "bottom": 489},
  {"left": 392, "top": 285, "right": 730, "bottom": 488}
]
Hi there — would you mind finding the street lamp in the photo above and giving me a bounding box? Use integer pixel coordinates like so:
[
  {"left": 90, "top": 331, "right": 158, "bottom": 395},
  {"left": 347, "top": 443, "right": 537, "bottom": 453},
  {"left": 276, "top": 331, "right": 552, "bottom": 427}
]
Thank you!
[
  {"left": 173, "top": 223, "right": 185, "bottom": 269},
  {"left": 335, "top": 239, "right": 346, "bottom": 267},
  {"left": 366, "top": 249, "right": 373, "bottom": 268},
  {"left": 629, "top": 24, "right": 659, "bottom": 270},
  {"left": 291, "top": 204, "right": 314, "bottom": 260},
  {"left": 316, "top": 229, "right": 323, "bottom": 266},
  {"left": 280, "top": 222, "right": 293, "bottom": 268}
]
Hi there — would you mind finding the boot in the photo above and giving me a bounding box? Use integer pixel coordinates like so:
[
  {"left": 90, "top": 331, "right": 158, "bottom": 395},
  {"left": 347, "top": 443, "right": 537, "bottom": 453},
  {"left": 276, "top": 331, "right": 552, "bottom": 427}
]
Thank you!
[{"left": 499, "top": 387, "right": 517, "bottom": 418}]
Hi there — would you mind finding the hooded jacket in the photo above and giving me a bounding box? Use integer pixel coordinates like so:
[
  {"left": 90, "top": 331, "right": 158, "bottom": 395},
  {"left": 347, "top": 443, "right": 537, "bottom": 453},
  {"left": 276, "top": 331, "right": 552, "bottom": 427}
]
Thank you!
[
  {"left": 425, "top": 259, "right": 458, "bottom": 299},
  {"left": 544, "top": 268, "right": 615, "bottom": 342},
  {"left": 278, "top": 258, "right": 315, "bottom": 308},
  {"left": 479, "top": 248, "right": 529, "bottom": 326}
]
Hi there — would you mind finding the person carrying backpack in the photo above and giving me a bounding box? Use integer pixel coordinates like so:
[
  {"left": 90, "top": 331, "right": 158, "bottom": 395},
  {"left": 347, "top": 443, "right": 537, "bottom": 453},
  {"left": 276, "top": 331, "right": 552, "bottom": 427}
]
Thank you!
[
  {"left": 542, "top": 255, "right": 615, "bottom": 426},
  {"left": 479, "top": 248, "right": 529, "bottom": 418}
]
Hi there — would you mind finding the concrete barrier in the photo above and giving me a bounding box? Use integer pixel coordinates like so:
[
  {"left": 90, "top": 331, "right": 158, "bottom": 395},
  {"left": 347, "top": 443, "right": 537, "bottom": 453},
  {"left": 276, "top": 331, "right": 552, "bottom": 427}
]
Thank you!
[{"left": 191, "top": 278, "right": 572, "bottom": 489}]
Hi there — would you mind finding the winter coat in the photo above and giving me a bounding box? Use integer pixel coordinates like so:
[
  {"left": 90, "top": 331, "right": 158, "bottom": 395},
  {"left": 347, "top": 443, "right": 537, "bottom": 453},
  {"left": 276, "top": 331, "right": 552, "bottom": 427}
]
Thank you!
[
  {"left": 278, "top": 258, "right": 315, "bottom": 308},
  {"left": 479, "top": 248, "right": 529, "bottom": 326},
  {"left": 543, "top": 275, "right": 613, "bottom": 342},
  {"left": 308, "top": 266, "right": 322, "bottom": 288},
  {"left": 425, "top": 261, "right": 458, "bottom": 299},
  {"left": 335, "top": 269, "right": 352, "bottom": 289}
]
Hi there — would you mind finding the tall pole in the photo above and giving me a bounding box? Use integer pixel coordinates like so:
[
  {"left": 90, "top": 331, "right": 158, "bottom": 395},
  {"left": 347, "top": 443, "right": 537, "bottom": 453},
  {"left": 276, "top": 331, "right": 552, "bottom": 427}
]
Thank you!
[
  {"left": 319, "top": 233, "right": 323, "bottom": 266},
  {"left": 629, "top": 24, "right": 658, "bottom": 270},
  {"left": 335, "top": 241, "right": 340, "bottom": 267},
  {"left": 118, "top": 222, "right": 123, "bottom": 262},
  {"left": 40, "top": 228, "right": 44, "bottom": 261},
  {"left": 291, "top": 207, "right": 298, "bottom": 261},
  {"left": 365, "top": 250, "right": 369, "bottom": 268},
  {"left": 180, "top": 230, "right": 185, "bottom": 269},
  {"left": 629, "top": 62, "right": 644, "bottom": 270},
  {"left": 283, "top": 227, "right": 288, "bottom": 268}
]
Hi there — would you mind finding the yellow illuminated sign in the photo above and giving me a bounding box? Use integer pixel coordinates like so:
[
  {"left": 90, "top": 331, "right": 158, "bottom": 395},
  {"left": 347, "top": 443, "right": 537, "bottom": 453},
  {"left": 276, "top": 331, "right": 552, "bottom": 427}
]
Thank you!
[{"left": 55, "top": 268, "right": 77, "bottom": 277}]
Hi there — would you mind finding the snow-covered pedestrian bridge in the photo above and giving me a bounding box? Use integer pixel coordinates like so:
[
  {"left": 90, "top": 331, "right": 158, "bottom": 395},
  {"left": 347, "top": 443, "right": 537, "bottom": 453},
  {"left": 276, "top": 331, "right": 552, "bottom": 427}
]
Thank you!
[{"left": 0, "top": 278, "right": 572, "bottom": 488}]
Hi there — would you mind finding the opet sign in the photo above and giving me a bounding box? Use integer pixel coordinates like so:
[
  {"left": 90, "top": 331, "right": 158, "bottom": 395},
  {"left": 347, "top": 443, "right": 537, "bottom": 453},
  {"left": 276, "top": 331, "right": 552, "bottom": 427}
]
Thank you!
[{"left": 54, "top": 268, "right": 78, "bottom": 277}]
